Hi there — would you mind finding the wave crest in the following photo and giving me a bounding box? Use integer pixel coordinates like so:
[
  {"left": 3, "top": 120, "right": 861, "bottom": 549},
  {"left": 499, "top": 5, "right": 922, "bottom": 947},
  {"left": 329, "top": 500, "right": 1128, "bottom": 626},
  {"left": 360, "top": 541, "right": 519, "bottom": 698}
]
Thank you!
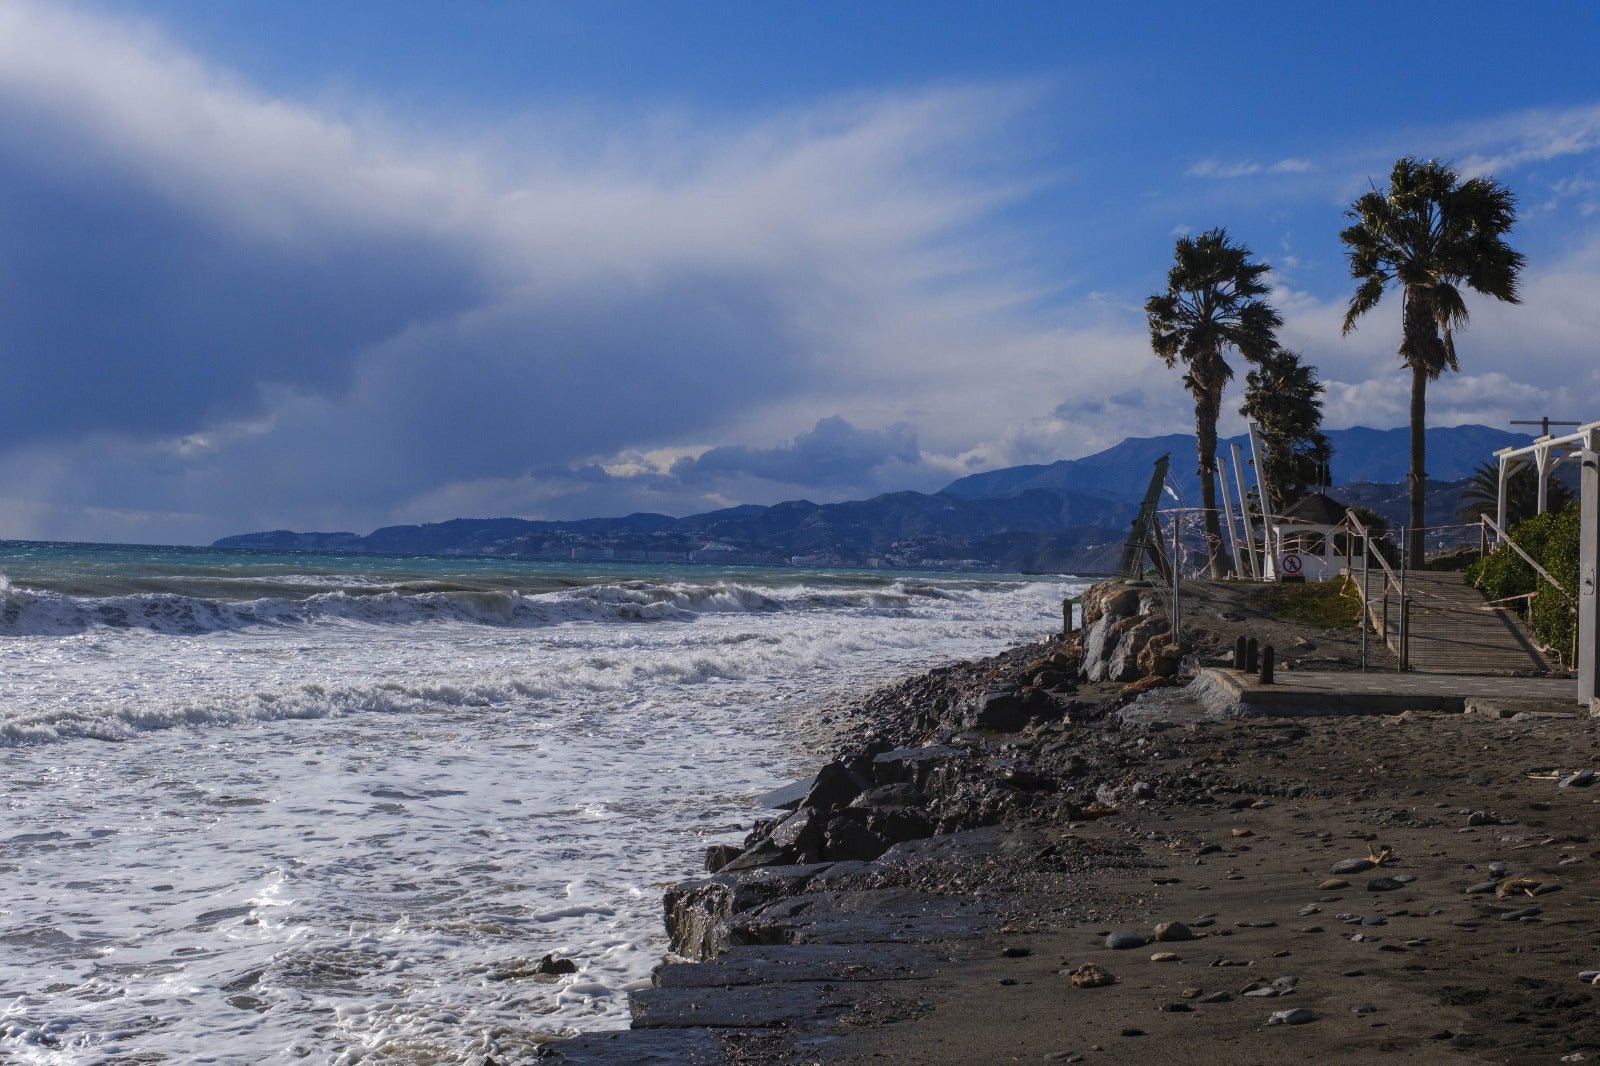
[{"left": 0, "top": 578, "right": 977, "bottom": 636}]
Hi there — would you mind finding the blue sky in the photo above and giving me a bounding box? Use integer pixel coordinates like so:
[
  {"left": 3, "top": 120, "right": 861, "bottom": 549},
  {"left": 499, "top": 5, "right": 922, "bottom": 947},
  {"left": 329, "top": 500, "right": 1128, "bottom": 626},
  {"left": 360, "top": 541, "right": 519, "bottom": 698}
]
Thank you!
[{"left": 2, "top": 1, "right": 1599, "bottom": 543}]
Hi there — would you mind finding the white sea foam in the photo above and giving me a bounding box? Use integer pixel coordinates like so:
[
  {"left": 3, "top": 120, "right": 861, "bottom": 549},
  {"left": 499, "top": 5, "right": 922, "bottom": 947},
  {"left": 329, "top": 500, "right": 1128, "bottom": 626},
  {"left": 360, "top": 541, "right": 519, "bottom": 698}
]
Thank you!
[{"left": 0, "top": 553, "right": 1083, "bottom": 1064}]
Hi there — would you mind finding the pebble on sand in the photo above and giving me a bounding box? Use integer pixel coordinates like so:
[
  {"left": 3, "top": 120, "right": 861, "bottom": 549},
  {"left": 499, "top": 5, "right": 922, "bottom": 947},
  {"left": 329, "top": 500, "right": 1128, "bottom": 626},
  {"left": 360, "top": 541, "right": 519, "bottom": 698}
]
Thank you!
[
  {"left": 1106, "top": 929, "right": 1146, "bottom": 949},
  {"left": 1267, "top": 1007, "right": 1315, "bottom": 1025},
  {"left": 1070, "top": 963, "right": 1117, "bottom": 988},
  {"left": 1154, "top": 920, "right": 1195, "bottom": 942}
]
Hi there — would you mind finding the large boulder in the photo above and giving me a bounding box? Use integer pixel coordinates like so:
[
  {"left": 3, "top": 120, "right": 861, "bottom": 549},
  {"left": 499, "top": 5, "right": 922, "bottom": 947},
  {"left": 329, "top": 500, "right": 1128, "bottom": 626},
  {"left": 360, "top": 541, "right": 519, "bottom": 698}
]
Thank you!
[
  {"left": 1078, "top": 580, "right": 1171, "bottom": 683},
  {"left": 1105, "top": 614, "right": 1171, "bottom": 682}
]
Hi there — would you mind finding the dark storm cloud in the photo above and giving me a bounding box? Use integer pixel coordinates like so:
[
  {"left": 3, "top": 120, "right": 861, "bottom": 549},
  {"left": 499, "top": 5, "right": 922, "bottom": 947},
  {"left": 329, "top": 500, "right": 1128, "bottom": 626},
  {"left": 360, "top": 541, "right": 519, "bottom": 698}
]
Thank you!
[
  {"left": 0, "top": 4, "right": 1045, "bottom": 541},
  {"left": 0, "top": 132, "right": 486, "bottom": 445},
  {"left": 671, "top": 417, "right": 921, "bottom": 488}
]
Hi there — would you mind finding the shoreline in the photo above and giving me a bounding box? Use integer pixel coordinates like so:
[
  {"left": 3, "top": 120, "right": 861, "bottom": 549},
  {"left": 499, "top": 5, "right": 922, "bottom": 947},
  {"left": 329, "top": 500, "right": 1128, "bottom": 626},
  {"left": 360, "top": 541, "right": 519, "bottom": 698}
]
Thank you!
[{"left": 541, "top": 578, "right": 1599, "bottom": 1065}]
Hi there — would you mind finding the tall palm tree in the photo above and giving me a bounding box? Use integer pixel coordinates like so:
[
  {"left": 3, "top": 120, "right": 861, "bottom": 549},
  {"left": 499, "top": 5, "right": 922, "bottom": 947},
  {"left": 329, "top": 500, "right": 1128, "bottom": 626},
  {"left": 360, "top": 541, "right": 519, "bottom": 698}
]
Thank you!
[
  {"left": 1340, "top": 157, "right": 1524, "bottom": 567},
  {"left": 1148, "top": 228, "right": 1282, "bottom": 578}
]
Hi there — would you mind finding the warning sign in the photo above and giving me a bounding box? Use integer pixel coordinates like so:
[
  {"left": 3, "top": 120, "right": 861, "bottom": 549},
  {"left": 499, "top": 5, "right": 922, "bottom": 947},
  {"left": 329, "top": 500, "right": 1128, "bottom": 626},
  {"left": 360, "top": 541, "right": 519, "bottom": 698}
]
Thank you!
[{"left": 1280, "top": 552, "right": 1304, "bottom": 577}]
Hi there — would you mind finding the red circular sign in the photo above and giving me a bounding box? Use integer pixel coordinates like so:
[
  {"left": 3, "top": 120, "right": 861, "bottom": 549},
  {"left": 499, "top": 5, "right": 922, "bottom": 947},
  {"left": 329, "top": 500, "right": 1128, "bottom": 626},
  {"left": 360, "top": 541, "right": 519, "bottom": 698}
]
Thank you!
[{"left": 1281, "top": 553, "right": 1304, "bottom": 576}]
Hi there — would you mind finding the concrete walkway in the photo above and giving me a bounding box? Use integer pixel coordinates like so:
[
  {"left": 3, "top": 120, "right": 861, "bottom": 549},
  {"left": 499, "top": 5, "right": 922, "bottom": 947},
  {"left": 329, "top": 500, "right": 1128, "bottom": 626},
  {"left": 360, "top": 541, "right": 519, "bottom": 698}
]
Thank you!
[
  {"left": 1356, "top": 569, "right": 1562, "bottom": 675},
  {"left": 1193, "top": 667, "right": 1583, "bottom": 717}
]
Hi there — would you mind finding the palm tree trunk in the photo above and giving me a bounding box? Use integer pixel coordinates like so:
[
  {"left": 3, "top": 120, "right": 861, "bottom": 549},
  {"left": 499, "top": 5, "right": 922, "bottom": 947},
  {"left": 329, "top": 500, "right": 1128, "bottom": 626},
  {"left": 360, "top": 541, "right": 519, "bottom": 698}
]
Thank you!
[
  {"left": 1194, "top": 387, "right": 1230, "bottom": 579},
  {"left": 1408, "top": 360, "right": 1427, "bottom": 567}
]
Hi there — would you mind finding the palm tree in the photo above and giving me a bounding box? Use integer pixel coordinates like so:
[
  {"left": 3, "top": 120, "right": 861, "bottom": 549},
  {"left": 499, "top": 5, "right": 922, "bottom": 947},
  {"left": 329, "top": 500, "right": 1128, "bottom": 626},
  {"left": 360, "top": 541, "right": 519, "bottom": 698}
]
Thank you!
[
  {"left": 1456, "top": 459, "right": 1574, "bottom": 526},
  {"left": 1147, "top": 228, "right": 1282, "bottom": 578},
  {"left": 1240, "top": 347, "right": 1332, "bottom": 512},
  {"left": 1340, "top": 157, "right": 1524, "bottom": 567}
]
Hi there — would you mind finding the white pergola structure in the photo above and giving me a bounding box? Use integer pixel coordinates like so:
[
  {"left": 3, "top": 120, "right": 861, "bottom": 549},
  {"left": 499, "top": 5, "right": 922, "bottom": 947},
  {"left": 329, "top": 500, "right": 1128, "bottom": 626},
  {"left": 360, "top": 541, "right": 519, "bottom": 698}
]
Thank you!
[{"left": 1492, "top": 420, "right": 1600, "bottom": 711}]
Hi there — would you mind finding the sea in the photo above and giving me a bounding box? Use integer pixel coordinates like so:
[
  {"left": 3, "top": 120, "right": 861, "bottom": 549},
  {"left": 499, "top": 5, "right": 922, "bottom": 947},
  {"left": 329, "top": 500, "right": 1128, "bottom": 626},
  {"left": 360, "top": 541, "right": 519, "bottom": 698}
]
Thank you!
[{"left": 0, "top": 541, "right": 1084, "bottom": 1064}]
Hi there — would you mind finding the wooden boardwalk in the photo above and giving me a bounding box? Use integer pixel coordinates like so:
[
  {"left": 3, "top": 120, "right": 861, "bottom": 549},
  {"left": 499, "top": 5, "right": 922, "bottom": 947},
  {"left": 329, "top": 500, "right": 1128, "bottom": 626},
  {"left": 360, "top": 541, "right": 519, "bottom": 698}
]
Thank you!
[{"left": 1357, "top": 570, "right": 1564, "bottom": 675}]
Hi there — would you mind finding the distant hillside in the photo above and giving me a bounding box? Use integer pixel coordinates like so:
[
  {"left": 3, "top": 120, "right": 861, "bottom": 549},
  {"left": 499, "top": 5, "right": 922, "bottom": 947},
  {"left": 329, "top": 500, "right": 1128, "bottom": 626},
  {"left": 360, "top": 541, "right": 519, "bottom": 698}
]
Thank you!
[
  {"left": 943, "top": 424, "right": 1531, "bottom": 503},
  {"left": 216, "top": 486, "right": 1135, "bottom": 572},
  {"left": 215, "top": 424, "right": 1528, "bottom": 572}
]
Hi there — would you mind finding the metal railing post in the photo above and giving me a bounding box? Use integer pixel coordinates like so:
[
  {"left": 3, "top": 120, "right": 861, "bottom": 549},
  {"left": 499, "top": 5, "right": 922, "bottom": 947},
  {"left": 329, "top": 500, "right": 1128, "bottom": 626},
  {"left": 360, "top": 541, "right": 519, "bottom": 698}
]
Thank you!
[
  {"left": 1400, "top": 597, "right": 1411, "bottom": 672},
  {"left": 1361, "top": 542, "right": 1370, "bottom": 672}
]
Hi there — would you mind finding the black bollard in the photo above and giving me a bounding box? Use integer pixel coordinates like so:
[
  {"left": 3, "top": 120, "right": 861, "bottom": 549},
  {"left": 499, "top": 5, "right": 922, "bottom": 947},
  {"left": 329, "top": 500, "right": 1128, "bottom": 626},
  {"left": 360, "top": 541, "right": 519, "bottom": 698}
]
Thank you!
[
  {"left": 1246, "top": 637, "right": 1259, "bottom": 674},
  {"left": 1233, "top": 635, "right": 1248, "bottom": 670},
  {"left": 1260, "top": 645, "right": 1276, "bottom": 685}
]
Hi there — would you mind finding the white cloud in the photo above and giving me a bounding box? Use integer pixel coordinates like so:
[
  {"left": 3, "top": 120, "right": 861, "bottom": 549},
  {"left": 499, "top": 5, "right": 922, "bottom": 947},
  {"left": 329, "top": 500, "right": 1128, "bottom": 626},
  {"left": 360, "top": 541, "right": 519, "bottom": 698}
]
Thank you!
[
  {"left": 1269, "top": 157, "right": 1313, "bottom": 174},
  {"left": 1186, "top": 159, "right": 1262, "bottom": 179}
]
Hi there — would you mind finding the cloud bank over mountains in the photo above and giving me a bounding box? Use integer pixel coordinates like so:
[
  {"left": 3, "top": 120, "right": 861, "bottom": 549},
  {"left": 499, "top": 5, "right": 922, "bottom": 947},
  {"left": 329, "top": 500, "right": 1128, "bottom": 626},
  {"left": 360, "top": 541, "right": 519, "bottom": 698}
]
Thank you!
[{"left": 0, "top": 3, "right": 1598, "bottom": 543}]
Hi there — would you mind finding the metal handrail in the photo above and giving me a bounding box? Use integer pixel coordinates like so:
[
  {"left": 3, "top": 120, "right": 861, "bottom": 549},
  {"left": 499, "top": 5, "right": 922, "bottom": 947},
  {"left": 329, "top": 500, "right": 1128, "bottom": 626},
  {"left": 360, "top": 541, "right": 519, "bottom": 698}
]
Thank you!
[{"left": 1342, "top": 509, "right": 1409, "bottom": 670}]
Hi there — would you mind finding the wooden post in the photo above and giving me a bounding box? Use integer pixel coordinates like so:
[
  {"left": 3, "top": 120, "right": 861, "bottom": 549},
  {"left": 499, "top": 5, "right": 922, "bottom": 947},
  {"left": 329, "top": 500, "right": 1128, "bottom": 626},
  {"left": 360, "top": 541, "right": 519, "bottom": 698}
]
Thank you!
[
  {"left": 1062, "top": 599, "right": 1075, "bottom": 637},
  {"left": 1259, "top": 645, "right": 1276, "bottom": 685}
]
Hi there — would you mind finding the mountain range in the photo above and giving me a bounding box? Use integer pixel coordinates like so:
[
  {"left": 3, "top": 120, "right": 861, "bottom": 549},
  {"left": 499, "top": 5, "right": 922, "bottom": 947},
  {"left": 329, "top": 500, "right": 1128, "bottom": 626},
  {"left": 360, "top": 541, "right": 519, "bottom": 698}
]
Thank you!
[{"left": 215, "top": 424, "right": 1531, "bottom": 572}]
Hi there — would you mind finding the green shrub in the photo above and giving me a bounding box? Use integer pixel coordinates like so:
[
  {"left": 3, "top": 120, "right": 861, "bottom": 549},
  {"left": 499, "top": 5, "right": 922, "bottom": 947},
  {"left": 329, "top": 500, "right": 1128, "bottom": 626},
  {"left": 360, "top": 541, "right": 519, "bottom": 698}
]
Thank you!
[{"left": 1466, "top": 506, "right": 1580, "bottom": 666}]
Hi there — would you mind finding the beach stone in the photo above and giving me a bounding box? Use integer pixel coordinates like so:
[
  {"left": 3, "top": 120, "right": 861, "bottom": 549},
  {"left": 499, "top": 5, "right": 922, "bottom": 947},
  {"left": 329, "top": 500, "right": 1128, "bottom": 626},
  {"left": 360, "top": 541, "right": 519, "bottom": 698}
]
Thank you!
[
  {"left": 802, "top": 761, "right": 866, "bottom": 812},
  {"left": 848, "top": 782, "right": 924, "bottom": 811},
  {"left": 1153, "top": 920, "right": 1194, "bottom": 942},
  {"left": 1318, "top": 879, "right": 1349, "bottom": 890},
  {"left": 717, "top": 839, "right": 789, "bottom": 872},
  {"left": 973, "top": 689, "right": 1035, "bottom": 732},
  {"left": 1150, "top": 952, "right": 1179, "bottom": 962},
  {"left": 1241, "top": 976, "right": 1297, "bottom": 998},
  {"left": 1070, "top": 963, "right": 1116, "bottom": 988},
  {"left": 1366, "top": 877, "right": 1403, "bottom": 892},
  {"left": 704, "top": 843, "right": 742, "bottom": 872},
  {"left": 1105, "top": 930, "right": 1146, "bottom": 950},
  {"left": 1331, "top": 858, "right": 1374, "bottom": 875},
  {"left": 1559, "top": 768, "right": 1595, "bottom": 788},
  {"left": 1002, "top": 946, "right": 1032, "bottom": 958},
  {"left": 768, "top": 807, "right": 823, "bottom": 853},
  {"left": 1267, "top": 1007, "right": 1315, "bottom": 1025},
  {"left": 1198, "top": 991, "right": 1231, "bottom": 1004},
  {"left": 1352, "top": 1003, "right": 1378, "bottom": 1015},
  {"left": 534, "top": 953, "right": 579, "bottom": 976},
  {"left": 820, "top": 810, "right": 892, "bottom": 862}
]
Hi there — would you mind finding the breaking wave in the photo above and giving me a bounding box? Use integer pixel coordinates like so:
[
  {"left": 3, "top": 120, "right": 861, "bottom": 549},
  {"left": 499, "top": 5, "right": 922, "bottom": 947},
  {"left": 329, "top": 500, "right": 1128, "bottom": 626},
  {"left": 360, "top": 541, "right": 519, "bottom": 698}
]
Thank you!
[{"left": 0, "top": 577, "right": 982, "bottom": 637}]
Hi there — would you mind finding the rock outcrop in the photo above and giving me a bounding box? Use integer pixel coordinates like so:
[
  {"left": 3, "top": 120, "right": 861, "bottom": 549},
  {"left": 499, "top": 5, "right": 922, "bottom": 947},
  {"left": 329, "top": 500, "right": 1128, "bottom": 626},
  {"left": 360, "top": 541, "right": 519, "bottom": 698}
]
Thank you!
[{"left": 1076, "top": 580, "right": 1180, "bottom": 683}]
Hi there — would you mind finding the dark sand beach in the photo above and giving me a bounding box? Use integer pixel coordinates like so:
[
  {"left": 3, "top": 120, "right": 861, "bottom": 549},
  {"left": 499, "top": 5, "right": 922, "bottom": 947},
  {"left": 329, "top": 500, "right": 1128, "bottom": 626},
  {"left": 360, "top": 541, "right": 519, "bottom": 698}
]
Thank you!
[{"left": 544, "top": 579, "right": 1599, "bottom": 1065}]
